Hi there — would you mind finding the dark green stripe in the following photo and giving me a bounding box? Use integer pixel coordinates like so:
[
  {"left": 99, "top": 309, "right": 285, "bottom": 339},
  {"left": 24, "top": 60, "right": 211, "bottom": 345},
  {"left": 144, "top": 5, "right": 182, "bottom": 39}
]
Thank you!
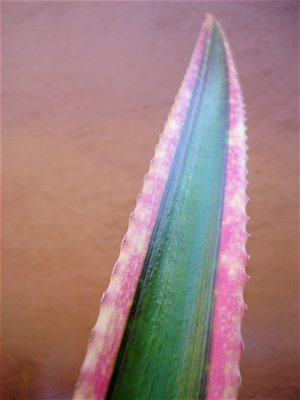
[{"left": 107, "top": 22, "right": 229, "bottom": 400}]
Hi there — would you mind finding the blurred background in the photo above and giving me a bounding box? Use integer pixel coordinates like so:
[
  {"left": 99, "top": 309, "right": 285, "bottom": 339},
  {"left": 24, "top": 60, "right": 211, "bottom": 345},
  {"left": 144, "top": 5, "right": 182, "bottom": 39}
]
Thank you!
[{"left": 2, "top": 1, "right": 299, "bottom": 399}]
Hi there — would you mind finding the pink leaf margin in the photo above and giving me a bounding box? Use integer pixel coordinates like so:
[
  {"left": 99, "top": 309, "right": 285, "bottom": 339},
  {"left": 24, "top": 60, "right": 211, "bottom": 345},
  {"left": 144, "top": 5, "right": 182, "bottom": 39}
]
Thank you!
[
  {"left": 206, "top": 21, "right": 249, "bottom": 400},
  {"left": 73, "top": 16, "right": 215, "bottom": 400}
]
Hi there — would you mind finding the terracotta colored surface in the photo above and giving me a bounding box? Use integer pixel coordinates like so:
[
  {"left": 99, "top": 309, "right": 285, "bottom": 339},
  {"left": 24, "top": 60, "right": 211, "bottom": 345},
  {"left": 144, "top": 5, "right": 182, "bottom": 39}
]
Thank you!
[{"left": 2, "top": 2, "right": 298, "bottom": 399}]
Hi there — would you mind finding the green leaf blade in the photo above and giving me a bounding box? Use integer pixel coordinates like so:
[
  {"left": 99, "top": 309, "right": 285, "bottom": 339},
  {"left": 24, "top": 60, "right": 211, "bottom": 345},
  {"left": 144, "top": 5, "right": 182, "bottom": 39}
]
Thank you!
[{"left": 107, "top": 20, "right": 229, "bottom": 400}]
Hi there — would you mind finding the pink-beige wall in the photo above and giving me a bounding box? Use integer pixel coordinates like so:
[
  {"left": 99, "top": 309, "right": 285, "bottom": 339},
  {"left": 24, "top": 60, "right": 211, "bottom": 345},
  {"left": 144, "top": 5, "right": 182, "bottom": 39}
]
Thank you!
[{"left": 2, "top": 2, "right": 299, "bottom": 399}]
